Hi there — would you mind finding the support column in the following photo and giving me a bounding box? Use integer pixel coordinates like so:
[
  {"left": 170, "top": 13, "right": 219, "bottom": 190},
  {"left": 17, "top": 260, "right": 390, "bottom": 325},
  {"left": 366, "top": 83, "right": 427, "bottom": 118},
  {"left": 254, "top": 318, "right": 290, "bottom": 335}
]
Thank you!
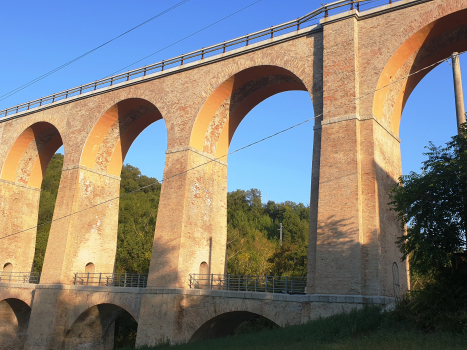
[
  {"left": 0, "top": 180, "right": 40, "bottom": 274},
  {"left": 452, "top": 52, "right": 466, "bottom": 132},
  {"left": 39, "top": 165, "right": 121, "bottom": 284},
  {"left": 146, "top": 147, "right": 227, "bottom": 289},
  {"left": 26, "top": 164, "right": 122, "bottom": 349},
  {"left": 309, "top": 14, "right": 408, "bottom": 297}
]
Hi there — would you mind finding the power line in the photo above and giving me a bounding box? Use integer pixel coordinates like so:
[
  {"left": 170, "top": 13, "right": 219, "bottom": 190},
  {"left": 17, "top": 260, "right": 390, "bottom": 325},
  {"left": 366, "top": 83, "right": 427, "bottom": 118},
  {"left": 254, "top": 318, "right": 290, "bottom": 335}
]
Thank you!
[
  {"left": 0, "top": 50, "right": 465, "bottom": 241},
  {"left": 103, "top": 0, "right": 263, "bottom": 77},
  {"left": 0, "top": 0, "right": 191, "bottom": 103}
]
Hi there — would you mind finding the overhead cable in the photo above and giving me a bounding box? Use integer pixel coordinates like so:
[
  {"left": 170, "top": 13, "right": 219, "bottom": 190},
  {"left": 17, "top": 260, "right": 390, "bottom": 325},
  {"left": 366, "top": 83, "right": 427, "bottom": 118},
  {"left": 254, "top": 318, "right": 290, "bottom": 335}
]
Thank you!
[
  {"left": 0, "top": 50, "right": 465, "bottom": 241},
  {"left": 0, "top": 0, "right": 191, "bottom": 103}
]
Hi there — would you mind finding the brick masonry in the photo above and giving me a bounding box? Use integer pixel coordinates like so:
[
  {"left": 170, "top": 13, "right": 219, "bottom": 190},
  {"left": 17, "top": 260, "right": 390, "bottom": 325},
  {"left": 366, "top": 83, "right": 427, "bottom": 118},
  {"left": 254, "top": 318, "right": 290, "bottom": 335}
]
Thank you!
[{"left": 0, "top": 0, "right": 466, "bottom": 347}]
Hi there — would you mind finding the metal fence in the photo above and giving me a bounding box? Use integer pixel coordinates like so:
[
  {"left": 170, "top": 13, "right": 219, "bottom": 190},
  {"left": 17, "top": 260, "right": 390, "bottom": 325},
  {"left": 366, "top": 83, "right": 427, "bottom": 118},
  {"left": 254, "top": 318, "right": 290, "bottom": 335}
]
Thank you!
[
  {"left": 0, "top": 272, "right": 41, "bottom": 284},
  {"left": 74, "top": 273, "right": 148, "bottom": 288},
  {"left": 189, "top": 274, "right": 307, "bottom": 294},
  {"left": 0, "top": 0, "right": 404, "bottom": 119}
]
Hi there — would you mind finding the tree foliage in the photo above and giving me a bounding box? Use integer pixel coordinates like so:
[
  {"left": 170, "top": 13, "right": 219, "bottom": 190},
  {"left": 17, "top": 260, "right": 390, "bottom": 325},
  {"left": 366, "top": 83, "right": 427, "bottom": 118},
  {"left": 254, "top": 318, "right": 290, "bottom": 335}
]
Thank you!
[
  {"left": 35, "top": 159, "right": 309, "bottom": 278},
  {"left": 115, "top": 164, "right": 161, "bottom": 273},
  {"left": 389, "top": 125, "right": 467, "bottom": 276},
  {"left": 227, "top": 189, "right": 309, "bottom": 277},
  {"left": 33, "top": 153, "right": 64, "bottom": 272}
]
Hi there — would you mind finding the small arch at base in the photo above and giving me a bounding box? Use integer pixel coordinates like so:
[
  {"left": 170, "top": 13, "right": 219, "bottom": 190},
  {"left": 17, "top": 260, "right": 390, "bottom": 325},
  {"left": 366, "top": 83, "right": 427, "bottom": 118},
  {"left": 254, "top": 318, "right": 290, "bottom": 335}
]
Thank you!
[
  {"left": 189, "top": 311, "right": 278, "bottom": 342},
  {"left": 3, "top": 263, "right": 13, "bottom": 273},
  {"left": 85, "top": 262, "right": 95, "bottom": 274}
]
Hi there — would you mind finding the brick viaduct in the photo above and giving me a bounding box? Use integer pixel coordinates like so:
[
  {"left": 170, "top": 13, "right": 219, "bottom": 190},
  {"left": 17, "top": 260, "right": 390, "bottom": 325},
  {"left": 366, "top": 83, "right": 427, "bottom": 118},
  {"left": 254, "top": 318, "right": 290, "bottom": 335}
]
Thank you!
[{"left": 0, "top": 0, "right": 466, "bottom": 348}]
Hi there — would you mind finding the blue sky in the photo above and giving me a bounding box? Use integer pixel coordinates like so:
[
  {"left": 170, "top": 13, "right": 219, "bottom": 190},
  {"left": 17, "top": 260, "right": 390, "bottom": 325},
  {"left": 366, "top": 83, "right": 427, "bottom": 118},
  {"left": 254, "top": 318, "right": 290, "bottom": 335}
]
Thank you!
[{"left": 0, "top": 0, "right": 465, "bottom": 205}]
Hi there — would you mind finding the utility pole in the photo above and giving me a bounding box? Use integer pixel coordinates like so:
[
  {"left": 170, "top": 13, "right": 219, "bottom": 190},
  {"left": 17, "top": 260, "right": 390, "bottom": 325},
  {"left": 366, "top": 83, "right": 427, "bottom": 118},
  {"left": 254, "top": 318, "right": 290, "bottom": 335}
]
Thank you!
[
  {"left": 451, "top": 52, "right": 466, "bottom": 133},
  {"left": 278, "top": 223, "right": 283, "bottom": 245}
]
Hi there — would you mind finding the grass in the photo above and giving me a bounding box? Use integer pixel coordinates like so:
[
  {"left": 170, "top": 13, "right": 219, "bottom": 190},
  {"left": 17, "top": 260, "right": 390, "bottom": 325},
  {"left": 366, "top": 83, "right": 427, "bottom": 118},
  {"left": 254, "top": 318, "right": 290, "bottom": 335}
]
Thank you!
[{"left": 119, "top": 306, "right": 467, "bottom": 350}]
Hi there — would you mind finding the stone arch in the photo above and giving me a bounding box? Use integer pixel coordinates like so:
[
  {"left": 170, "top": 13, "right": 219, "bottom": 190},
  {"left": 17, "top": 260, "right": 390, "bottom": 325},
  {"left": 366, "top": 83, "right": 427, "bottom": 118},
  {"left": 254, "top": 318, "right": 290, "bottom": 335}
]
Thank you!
[
  {"left": 189, "top": 311, "right": 278, "bottom": 342},
  {"left": 189, "top": 65, "right": 309, "bottom": 160},
  {"left": 63, "top": 303, "right": 138, "bottom": 350},
  {"left": 0, "top": 121, "right": 64, "bottom": 274},
  {"left": 85, "top": 262, "right": 95, "bottom": 273},
  {"left": 0, "top": 298, "right": 32, "bottom": 350},
  {"left": 373, "top": 7, "right": 467, "bottom": 136},
  {"left": 80, "top": 97, "right": 164, "bottom": 176},
  {"left": 3, "top": 263, "right": 13, "bottom": 273},
  {"left": 0, "top": 121, "right": 63, "bottom": 188}
]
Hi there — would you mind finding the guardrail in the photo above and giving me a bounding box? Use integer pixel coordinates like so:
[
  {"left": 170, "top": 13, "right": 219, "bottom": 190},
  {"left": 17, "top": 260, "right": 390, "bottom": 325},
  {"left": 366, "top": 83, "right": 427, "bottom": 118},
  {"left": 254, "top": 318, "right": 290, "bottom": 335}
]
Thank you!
[
  {"left": 189, "top": 274, "right": 307, "bottom": 294},
  {"left": 0, "top": 0, "right": 404, "bottom": 119},
  {"left": 0, "top": 272, "right": 41, "bottom": 284},
  {"left": 74, "top": 272, "right": 148, "bottom": 288}
]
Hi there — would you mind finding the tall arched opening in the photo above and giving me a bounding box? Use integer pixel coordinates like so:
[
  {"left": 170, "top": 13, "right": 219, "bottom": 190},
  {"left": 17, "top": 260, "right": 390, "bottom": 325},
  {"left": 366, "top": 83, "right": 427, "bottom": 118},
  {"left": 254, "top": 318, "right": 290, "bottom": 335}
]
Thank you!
[
  {"left": 0, "top": 121, "right": 63, "bottom": 275},
  {"left": 40, "top": 98, "right": 166, "bottom": 281},
  {"left": 371, "top": 7, "right": 467, "bottom": 293},
  {"left": 0, "top": 298, "right": 32, "bottom": 350},
  {"left": 188, "top": 65, "right": 314, "bottom": 280}
]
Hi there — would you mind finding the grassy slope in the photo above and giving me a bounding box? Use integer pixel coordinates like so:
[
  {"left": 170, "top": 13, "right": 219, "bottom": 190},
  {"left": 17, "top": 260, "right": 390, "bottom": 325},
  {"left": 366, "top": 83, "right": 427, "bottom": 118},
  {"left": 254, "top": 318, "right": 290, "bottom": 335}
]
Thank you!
[{"left": 122, "top": 307, "right": 467, "bottom": 350}]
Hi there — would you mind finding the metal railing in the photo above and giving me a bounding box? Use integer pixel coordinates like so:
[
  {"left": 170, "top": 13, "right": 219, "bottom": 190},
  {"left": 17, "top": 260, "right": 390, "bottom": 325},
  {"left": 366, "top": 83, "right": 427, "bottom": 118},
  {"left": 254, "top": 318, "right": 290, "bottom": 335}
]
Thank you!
[
  {"left": 189, "top": 274, "right": 307, "bottom": 294},
  {"left": 74, "top": 272, "right": 148, "bottom": 288},
  {"left": 0, "top": 272, "right": 41, "bottom": 284},
  {"left": 0, "top": 0, "right": 404, "bottom": 119}
]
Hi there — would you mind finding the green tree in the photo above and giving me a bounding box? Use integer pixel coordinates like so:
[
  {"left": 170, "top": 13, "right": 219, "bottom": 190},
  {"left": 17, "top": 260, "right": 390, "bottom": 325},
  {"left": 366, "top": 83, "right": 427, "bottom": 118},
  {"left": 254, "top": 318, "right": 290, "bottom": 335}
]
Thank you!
[
  {"left": 390, "top": 125, "right": 467, "bottom": 276},
  {"left": 34, "top": 153, "right": 64, "bottom": 272},
  {"left": 115, "top": 164, "right": 161, "bottom": 273},
  {"left": 226, "top": 189, "right": 309, "bottom": 277}
]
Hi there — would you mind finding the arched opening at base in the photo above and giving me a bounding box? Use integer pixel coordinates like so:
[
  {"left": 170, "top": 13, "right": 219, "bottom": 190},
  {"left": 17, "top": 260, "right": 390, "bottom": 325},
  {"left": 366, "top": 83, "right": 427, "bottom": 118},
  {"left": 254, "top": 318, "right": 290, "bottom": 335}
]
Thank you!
[
  {"left": 189, "top": 311, "right": 278, "bottom": 342},
  {"left": 64, "top": 303, "right": 137, "bottom": 350},
  {"left": 0, "top": 299, "right": 31, "bottom": 350}
]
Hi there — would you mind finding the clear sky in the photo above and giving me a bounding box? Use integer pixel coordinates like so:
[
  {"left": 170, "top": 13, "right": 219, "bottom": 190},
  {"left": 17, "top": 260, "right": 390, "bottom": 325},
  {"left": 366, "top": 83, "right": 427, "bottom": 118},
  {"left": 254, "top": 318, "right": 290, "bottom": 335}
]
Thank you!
[{"left": 0, "top": 0, "right": 465, "bottom": 205}]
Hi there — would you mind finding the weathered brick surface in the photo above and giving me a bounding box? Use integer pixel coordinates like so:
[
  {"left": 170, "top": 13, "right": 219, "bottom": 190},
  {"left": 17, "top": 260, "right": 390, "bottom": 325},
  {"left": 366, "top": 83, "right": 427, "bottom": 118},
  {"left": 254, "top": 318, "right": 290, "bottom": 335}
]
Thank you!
[{"left": 0, "top": 0, "right": 465, "bottom": 347}]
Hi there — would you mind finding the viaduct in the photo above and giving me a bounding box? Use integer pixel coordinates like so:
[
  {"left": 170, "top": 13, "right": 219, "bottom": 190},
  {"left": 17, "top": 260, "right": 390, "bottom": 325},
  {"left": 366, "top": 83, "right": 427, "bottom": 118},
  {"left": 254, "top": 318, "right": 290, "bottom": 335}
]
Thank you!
[{"left": 1, "top": 0, "right": 466, "bottom": 348}]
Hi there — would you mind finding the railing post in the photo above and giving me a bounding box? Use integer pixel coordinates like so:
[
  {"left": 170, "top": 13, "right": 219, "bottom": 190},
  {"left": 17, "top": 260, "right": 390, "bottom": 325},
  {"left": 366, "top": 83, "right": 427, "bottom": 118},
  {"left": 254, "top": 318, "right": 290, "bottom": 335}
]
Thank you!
[
  {"left": 273, "top": 278, "right": 275, "bottom": 293},
  {"left": 74, "top": 273, "right": 77, "bottom": 285},
  {"left": 124, "top": 273, "right": 127, "bottom": 287},
  {"left": 286, "top": 276, "right": 288, "bottom": 294},
  {"left": 246, "top": 275, "right": 249, "bottom": 291},
  {"left": 98, "top": 273, "right": 102, "bottom": 286},
  {"left": 227, "top": 274, "right": 230, "bottom": 290},
  {"left": 138, "top": 273, "right": 141, "bottom": 288},
  {"left": 38, "top": 272, "right": 41, "bottom": 284},
  {"left": 357, "top": 2, "right": 360, "bottom": 11},
  {"left": 210, "top": 274, "right": 213, "bottom": 290},
  {"left": 86, "top": 273, "right": 90, "bottom": 285},
  {"left": 265, "top": 275, "right": 268, "bottom": 292},
  {"left": 270, "top": 27, "right": 273, "bottom": 39},
  {"left": 325, "top": 7, "right": 328, "bottom": 18},
  {"left": 255, "top": 277, "right": 257, "bottom": 292},
  {"left": 350, "top": 1, "right": 354, "bottom": 10},
  {"left": 162, "top": 61, "right": 165, "bottom": 71},
  {"left": 143, "top": 68, "right": 147, "bottom": 76}
]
